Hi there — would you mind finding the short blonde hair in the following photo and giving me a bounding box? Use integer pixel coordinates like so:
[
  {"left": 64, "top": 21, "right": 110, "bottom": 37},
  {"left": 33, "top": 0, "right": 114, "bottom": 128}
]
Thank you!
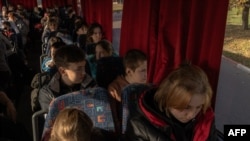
[
  {"left": 154, "top": 63, "right": 212, "bottom": 115},
  {"left": 49, "top": 108, "right": 93, "bottom": 141}
]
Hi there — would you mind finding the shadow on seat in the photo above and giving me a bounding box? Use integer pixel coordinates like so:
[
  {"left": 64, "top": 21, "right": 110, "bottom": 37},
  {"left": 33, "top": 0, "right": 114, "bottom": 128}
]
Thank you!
[
  {"left": 96, "top": 56, "right": 124, "bottom": 89},
  {"left": 121, "top": 84, "right": 152, "bottom": 134},
  {"left": 41, "top": 87, "right": 116, "bottom": 141}
]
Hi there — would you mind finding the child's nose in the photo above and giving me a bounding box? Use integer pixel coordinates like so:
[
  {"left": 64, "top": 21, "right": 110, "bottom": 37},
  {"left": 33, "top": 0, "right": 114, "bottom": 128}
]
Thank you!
[{"left": 186, "top": 109, "right": 197, "bottom": 120}]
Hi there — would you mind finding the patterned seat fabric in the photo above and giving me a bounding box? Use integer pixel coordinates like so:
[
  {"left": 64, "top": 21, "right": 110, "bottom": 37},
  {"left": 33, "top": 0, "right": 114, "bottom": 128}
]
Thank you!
[
  {"left": 121, "top": 84, "right": 152, "bottom": 134},
  {"left": 42, "top": 87, "right": 115, "bottom": 139}
]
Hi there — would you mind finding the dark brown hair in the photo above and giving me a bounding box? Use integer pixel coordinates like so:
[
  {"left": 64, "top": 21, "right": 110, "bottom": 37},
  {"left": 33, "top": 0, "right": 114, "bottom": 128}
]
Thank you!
[
  {"left": 123, "top": 49, "right": 147, "bottom": 71},
  {"left": 54, "top": 45, "right": 85, "bottom": 68}
]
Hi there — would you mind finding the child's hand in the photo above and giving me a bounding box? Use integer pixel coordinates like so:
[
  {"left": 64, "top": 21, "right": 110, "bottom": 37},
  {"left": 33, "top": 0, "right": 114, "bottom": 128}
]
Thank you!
[
  {"left": 109, "top": 89, "right": 121, "bottom": 102},
  {"left": 48, "top": 61, "right": 55, "bottom": 67},
  {"left": 6, "top": 101, "right": 17, "bottom": 123}
]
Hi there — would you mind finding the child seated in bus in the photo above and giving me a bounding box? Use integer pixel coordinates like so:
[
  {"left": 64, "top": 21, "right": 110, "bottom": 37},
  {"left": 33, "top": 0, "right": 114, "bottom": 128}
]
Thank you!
[
  {"left": 41, "top": 42, "right": 65, "bottom": 74},
  {"left": 2, "top": 21, "right": 16, "bottom": 46},
  {"left": 49, "top": 108, "right": 106, "bottom": 141},
  {"left": 42, "top": 18, "right": 58, "bottom": 44},
  {"left": 108, "top": 49, "right": 147, "bottom": 133},
  {"left": 75, "top": 21, "right": 88, "bottom": 50},
  {"left": 38, "top": 45, "right": 96, "bottom": 111},
  {"left": 85, "top": 23, "right": 103, "bottom": 55},
  {"left": 87, "top": 39, "right": 118, "bottom": 80},
  {"left": 49, "top": 108, "right": 93, "bottom": 141},
  {"left": 44, "top": 36, "right": 63, "bottom": 56},
  {"left": 126, "top": 63, "right": 218, "bottom": 141}
]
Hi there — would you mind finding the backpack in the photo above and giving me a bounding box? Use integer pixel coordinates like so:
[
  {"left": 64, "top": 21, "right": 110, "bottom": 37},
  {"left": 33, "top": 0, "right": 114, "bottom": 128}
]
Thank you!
[{"left": 30, "top": 72, "right": 51, "bottom": 112}]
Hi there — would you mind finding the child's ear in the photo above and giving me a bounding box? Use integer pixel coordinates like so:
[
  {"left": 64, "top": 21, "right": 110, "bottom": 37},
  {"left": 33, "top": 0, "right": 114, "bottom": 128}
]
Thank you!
[
  {"left": 125, "top": 68, "right": 132, "bottom": 75},
  {"left": 58, "top": 67, "right": 66, "bottom": 75}
]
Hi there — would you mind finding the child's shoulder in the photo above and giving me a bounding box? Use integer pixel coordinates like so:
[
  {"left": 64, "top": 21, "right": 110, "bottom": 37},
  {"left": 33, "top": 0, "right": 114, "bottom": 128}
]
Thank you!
[
  {"left": 91, "top": 128, "right": 118, "bottom": 141},
  {"left": 109, "top": 75, "right": 128, "bottom": 88}
]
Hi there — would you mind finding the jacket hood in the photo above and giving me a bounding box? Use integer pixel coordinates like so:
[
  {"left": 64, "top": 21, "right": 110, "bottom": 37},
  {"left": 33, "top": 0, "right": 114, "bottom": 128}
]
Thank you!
[{"left": 138, "top": 89, "right": 168, "bottom": 127}]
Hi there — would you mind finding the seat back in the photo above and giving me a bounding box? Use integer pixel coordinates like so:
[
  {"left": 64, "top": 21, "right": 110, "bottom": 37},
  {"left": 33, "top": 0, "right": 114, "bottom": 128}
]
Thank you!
[
  {"left": 40, "top": 54, "right": 48, "bottom": 73},
  {"left": 32, "top": 110, "right": 47, "bottom": 141},
  {"left": 96, "top": 56, "right": 124, "bottom": 89},
  {"left": 121, "top": 84, "right": 152, "bottom": 134},
  {"left": 42, "top": 87, "right": 115, "bottom": 139}
]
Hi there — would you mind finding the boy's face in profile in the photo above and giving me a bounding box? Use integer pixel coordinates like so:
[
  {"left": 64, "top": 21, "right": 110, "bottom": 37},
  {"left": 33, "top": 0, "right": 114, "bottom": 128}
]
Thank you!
[
  {"left": 127, "top": 61, "right": 147, "bottom": 84},
  {"left": 62, "top": 60, "right": 86, "bottom": 85}
]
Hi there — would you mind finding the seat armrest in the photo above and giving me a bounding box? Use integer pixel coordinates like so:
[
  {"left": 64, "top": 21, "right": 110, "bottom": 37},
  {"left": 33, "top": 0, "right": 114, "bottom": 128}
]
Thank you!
[{"left": 32, "top": 110, "right": 47, "bottom": 141}]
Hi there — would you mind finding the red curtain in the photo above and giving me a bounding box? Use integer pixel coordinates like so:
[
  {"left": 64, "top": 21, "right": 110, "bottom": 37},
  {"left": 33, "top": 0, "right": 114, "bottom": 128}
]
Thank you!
[
  {"left": 119, "top": 0, "right": 229, "bottom": 107},
  {"left": 7, "top": 0, "right": 37, "bottom": 10},
  {"left": 81, "top": 0, "right": 112, "bottom": 41},
  {"left": 70, "top": 0, "right": 78, "bottom": 15},
  {"left": 42, "top": 0, "right": 66, "bottom": 9}
]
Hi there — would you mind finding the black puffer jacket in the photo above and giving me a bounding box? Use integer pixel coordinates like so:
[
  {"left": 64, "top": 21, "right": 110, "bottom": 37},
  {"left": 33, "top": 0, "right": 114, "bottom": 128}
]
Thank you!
[{"left": 125, "top": 89, "right": 218, "bottom": 141}]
